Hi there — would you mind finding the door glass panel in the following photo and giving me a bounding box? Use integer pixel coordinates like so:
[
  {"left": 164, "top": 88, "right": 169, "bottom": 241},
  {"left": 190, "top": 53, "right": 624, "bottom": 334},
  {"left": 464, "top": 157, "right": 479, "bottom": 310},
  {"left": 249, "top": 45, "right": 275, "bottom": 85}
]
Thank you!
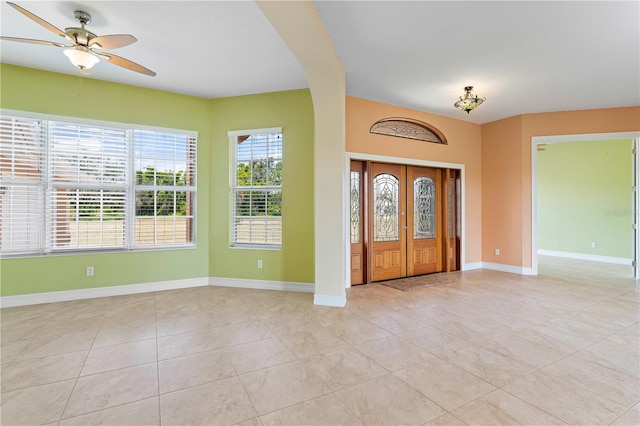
[
  {"left": 414, "top": 177, "right": 436, "bottom": 239},
  {"left": 373, "top": 173, "right": 399, "bottom": 242},
  {"left": 449, "top": 177, "right": 455, "bottom": 237},
  {"left": 350, "top": 170, "right": 361, "bottom": 244}
]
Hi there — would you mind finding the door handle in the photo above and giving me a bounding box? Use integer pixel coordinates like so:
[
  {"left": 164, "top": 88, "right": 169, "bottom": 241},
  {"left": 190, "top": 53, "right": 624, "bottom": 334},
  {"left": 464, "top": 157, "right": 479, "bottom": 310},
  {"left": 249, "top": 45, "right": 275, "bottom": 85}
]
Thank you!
[{"left": 402, "top": 226, "right": 408, "bottom": 230}]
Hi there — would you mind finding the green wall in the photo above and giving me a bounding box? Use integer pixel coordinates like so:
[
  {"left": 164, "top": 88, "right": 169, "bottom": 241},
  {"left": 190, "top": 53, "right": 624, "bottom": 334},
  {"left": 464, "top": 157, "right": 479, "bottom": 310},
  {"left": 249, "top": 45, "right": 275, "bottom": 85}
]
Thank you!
[
  {"left": 209, "top": 91, "right": 315, "bottom": 283},
  {"left": 0, "top": 64, "right": 211, "bottom": 296},
  {"left": 0, "top": 64, "right": 315, "bottom": 296},
  {"left": 537, "top": 139, "right": 632, "bottom": 258}
]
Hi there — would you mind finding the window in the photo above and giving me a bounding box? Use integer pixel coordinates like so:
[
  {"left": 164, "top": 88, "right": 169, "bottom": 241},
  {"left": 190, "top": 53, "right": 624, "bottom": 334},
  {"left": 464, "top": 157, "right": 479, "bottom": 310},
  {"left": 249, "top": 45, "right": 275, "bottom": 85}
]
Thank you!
[
  {"left": 229, "top": 128, "right": 282, "bottom": 248},
  {"left": 134, "top": 130, "right": 196, "bottom": 247},
  {"left": 0, "top": 111, "right": 197, "bottom": 256}
]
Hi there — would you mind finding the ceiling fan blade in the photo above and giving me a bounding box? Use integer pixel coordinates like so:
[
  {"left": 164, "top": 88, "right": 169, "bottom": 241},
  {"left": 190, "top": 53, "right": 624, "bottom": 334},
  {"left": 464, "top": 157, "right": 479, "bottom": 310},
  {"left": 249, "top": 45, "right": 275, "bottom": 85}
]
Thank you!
[
  {"left": 0, "top": 36, "right": 67, "bottom": 48},
  {"left": 99, "top": 52, "right": 156, "bottom": 77},
  {"left": 7, "top": 2, "right": 74, "bottom": 44},
  {"left": 89, "top": 34, "right": 137, "bottom": 50}
]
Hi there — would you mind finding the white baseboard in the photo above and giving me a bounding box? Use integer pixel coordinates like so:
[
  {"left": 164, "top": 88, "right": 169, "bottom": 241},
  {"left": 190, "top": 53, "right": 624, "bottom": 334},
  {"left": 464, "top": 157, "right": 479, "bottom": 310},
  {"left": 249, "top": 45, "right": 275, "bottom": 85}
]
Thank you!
[
  {"left": 538, "top": 249, "right": 632, "bottom": 265},
  {"left": 481, "top": 262, "right": 534, "bottom": 275},
  {"left": 0, "top": 277, "right": 209, "bottom": 308},
  {"left": 314, "top": 293, "right": 347, "bottom": 307},
  {"left": 462, "top": 262, "right": 483, "bottom": 271},
  {"left": 462, "top": 261, "right": 532, "bottom": 275},
  {"left": 209, "top": 277, "right": 314, "bottom": 293}
]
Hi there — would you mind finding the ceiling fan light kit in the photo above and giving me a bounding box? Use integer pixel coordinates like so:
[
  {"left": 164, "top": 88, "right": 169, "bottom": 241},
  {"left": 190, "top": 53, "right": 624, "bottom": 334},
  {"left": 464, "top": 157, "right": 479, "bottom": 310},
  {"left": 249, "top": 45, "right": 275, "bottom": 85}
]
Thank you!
[
  {"left": 454, "top": 86, "right": 485, "bottom": 113},
  {"left": 63, "top": 46, "right": 99, "bottom": 72},
  {"left": 1, "top": 1, "right": 155, "bottom": 76}
]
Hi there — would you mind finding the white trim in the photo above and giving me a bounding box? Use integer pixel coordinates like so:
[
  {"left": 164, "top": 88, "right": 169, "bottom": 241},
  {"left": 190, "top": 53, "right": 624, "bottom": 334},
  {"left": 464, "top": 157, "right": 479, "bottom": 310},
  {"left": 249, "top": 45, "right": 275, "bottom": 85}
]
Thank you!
[
  {"left": 346, "top": 151, "right": 464, "bottom": 170},
  {"left": 1, "top": 108, "right": 198, "bottom": 136},
  {"left": 482, "top": 262, "right": 534, "bottom": 275},
  {"left": 228, "top": 130, "right": 283, "bottom": 249},
  {"left": 538, "top": 249, "right": 632, "bottom": 265},
  {"left": 532, "top": 136, "right": 540, "bottom": 276},
  {"left": 462, "top": 261, "right": 483, "bottom": 271},
  {"left": 531, "top": 131, "right": 640, "bottom": 276},
  {"left": 313, "top": 293, "right": 347, "bottom": 307},
  {"left": 0, "top": 277, "right": 209, "bottom": 308},
  {"left": 209, "top": 277, "right": 314, "bottom": 293},
  {"left": 533, "top": 132, "right": 640, "bottom": 144},
  {"left": 343, "top": 156, "right": 352, "bottom": 289},
  {"left": 344, "top": 151, "right": 467, "bottom": 288},
  {"left": 634, "top": 138, "right": 640, "bottom": 278},
  {"left": 227, "top": 127, "right": 282, "bottom": 137}
]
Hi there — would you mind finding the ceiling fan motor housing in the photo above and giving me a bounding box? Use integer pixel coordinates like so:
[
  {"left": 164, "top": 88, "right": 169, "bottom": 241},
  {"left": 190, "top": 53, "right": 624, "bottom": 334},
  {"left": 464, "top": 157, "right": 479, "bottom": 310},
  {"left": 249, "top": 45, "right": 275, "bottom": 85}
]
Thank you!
[
  {"left": 66, "top": 11, "right": 95, "bottom": 46},
  {"left": 65, "top": 27, "right": 96, "bottom": 46}
]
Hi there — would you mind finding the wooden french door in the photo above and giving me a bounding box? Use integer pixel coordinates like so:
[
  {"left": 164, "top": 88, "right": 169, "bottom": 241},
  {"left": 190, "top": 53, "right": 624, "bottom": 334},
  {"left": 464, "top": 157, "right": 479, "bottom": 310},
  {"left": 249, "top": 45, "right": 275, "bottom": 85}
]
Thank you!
[
  {"left": 407, "top": 166, "right": 442, "bottom": 276},
  {"left": 370, "top": 162, "right": 407, "bottom": 281},
  {"left": 350, "top": 161, "right": 459, "bottom": 285}
]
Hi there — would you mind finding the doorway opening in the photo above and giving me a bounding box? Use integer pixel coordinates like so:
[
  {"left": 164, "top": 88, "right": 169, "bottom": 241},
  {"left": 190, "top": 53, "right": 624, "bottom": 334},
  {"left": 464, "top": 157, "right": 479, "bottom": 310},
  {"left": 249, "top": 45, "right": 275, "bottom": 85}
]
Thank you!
[
  {"left": 531, "top": 132, "right": 640, "bottom": 280},
  {"left": 349, "top": 160, "right": 461, "bottom": 286}
]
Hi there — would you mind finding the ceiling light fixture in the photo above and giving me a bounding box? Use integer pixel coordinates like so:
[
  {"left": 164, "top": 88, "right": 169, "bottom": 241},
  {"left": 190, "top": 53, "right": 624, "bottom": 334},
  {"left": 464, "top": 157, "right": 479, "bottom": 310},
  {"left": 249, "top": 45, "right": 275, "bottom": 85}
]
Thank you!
[
  {"left": 63, "top": 46, "right": 100, "bottom": 73},
  {"left": 454, "top": 86, "right": 485, "bottom": 114}
]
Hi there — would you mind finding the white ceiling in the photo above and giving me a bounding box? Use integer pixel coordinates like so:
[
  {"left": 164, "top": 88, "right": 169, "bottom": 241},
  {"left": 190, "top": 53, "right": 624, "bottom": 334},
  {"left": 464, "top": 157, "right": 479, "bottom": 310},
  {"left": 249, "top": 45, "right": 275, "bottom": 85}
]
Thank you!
[{"left": 1, "top": 1, "right": 639, "bottom": 124}]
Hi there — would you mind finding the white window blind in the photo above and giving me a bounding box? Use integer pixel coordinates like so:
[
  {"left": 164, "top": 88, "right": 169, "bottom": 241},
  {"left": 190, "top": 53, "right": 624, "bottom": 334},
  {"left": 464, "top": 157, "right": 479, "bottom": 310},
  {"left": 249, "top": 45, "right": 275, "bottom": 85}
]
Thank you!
[
  {"left": 230, "top": 128, "right": 282, "bottom": 248},
  {"left": 0, "top": 116, "right": 45, "bottom": 254},
  {"left": 48, "top": 122, "right": 128, "bottom": 250},
  {"left": 0, "top": 111, "right": 197, "bottom": 256}
]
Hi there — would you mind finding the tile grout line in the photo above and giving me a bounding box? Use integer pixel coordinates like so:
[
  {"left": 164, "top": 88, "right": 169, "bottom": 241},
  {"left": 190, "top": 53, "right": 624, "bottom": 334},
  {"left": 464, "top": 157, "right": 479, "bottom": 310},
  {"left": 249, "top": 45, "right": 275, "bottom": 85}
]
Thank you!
[
  {"left": 153, "top": 291, "right": 163, "bottom": 426},
  {"left": 54, "top": 311, "right": 104, "bottom": 424}
]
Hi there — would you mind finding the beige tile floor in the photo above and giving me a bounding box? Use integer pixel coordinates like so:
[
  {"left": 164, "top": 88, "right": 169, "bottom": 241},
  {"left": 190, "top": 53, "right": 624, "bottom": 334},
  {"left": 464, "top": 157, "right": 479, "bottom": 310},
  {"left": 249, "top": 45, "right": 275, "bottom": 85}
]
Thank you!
[{"left": 1, "top": 256, "right": 638, "bottom": 425}]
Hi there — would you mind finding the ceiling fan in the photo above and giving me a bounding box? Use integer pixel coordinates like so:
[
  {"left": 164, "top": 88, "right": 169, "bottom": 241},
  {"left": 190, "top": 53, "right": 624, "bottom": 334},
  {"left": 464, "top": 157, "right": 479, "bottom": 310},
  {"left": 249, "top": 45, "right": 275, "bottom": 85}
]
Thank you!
[{"left": 1, "top": 2, "right": 155, "bottom": 76}]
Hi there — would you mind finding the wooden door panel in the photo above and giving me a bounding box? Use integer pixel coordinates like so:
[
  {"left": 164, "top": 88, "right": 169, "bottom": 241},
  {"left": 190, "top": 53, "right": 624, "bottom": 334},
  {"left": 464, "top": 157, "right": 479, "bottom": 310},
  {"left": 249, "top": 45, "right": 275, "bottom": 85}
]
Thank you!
[
  {"left": 413, "top": 248, "right": 423, "bottom": 264},
  {"left": 407, "top": 166, "right": 442, "bottom": 276},
  {"left": 370, "top": 163, "right": 406, "bottom": 281},
  {"left": 351, "top": 253, "right": 362, "bottom": 271},
  {"left": 373, "top": 246, "right": 402, "bottom": 280},
  {"left": 373, "top": 249, "right": 401, "bottom": 268}
]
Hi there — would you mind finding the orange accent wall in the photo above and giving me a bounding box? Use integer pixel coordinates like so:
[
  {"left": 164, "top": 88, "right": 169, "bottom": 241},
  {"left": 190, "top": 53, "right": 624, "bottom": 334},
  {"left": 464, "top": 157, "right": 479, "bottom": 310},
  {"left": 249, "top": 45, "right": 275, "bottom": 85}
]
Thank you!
[
  {"left": 483, "top": 107, "right": 640, "bottom": 268},
  {"left": 481, "top": 115, "right": 525, "bottom": 267},
  {"left": 346, "top": 96, "right": 483, "bottom": 265},
  {"left": 349, "top": 97, "right": 640, "bottom": 270}
]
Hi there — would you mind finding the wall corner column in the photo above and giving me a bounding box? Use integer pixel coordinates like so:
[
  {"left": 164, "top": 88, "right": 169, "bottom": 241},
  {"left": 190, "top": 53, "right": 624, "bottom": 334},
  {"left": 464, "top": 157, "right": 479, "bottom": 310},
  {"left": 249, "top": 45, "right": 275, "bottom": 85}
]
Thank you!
[{"left": 257, "top": 0, "right": 346, "bottom": 306}]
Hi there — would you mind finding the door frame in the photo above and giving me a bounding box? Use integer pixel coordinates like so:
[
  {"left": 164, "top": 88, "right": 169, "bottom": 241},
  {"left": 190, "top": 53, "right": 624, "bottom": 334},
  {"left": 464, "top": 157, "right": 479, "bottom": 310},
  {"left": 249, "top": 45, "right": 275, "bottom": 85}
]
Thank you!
[
  {"left": 344, "top": 152, "right": 467, "bottom": 288},
  {"left": 531, "top": 131, "right": 640, "bottom": 278}
]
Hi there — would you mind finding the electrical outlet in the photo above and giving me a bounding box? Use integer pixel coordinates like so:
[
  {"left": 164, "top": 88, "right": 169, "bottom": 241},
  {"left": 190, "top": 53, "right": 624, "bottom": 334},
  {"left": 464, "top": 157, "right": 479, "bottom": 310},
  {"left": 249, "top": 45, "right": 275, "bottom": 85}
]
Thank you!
[
  {"left": 591, "top": 242, "right": 597, "bottom": 249},
  {"left": 257, "top": 260, "right": 263, "bottom": 269},
  {"left": 495, "top": 248, "right": 500, "bottom": 256},
  {"left": 86, "top": 266, "right": 94, "bottom": 277}
]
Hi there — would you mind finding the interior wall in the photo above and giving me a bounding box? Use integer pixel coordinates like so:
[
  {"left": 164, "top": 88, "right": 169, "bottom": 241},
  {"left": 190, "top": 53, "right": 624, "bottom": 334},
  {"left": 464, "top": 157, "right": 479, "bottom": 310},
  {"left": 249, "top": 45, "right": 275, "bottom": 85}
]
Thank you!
[
  {"left": 259, "top": 1, "right": 347, "bottom": 303},
  {"left": 346, "top": 96, "right": 483, "bottom": 265},
  {"left": 208, "top": 90, "right": 315, "bottom": 284},
  {"left": 480, "top": 115, "right": 525, "bottom": 268},
  {"left": 0, "top": 64, "right": 211, "bottom": 296},
  {"left": 481, "top": 106, "right": 640, "bottom": 270},
  {"left": 537, "top": 139, "right": 632, "bottom": 259},
  {"left": 0, "top": 65, "right": 318, "bottom": 297}
]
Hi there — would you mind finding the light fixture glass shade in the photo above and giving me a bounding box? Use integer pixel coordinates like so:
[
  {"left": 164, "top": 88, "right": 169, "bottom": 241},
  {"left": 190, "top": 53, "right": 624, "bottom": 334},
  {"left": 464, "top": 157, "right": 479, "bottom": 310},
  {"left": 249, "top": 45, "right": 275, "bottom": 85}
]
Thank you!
[
  {"left": 63, "top": 46, "right": 100, "bottom": 71},
  {"left": 454, "top": 86, "right": 485, "bottom": 114}
]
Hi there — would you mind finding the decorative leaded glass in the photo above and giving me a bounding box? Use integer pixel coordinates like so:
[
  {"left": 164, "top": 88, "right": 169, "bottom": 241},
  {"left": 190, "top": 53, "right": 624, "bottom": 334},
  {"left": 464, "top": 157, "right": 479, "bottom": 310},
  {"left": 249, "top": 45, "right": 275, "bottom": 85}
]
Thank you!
[
  {"left": 449, "top": 177, "right": 455, "bottom": 238},
  {"left": 350, "top": 170, "right": 361, "bottom": 244},
  {"left": 413, "top": 177, "right": 436, "bottom": 239},
  {"left": 370, "top": 118, "right": 448, "bottom": 145},
  {"left": 373, "top": 173, "right": 399, "bottom": 242}
]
